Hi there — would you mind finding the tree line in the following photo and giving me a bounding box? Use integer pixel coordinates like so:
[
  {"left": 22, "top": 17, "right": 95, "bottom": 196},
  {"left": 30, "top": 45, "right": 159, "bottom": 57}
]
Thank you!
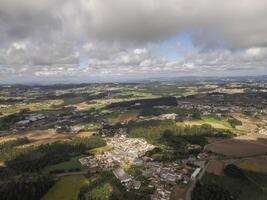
[
  {"left": 5, "top": 136, "right": 106, "bottom": 173},
  {"left": 0, "top": 174, "right": 54, "bottom": 200}
]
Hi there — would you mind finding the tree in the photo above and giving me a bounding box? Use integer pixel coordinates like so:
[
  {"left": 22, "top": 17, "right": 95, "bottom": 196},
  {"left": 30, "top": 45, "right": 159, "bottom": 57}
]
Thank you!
[
  {"left": 0, "top": 174, "right": 54, "bottom": 200},
  {"left": 224, "top": 164, "right": 247, "bottom": 180},
  {"left": 192, "top": 181, "right": 237, "bottom": 200}
]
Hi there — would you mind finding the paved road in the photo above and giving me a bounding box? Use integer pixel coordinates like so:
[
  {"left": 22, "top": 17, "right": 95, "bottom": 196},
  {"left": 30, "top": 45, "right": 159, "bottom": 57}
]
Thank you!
[
  {"left": 52, "top": 171, "right": 88, "bottom": 178},
  {"left": 185, "top": 162, "right": 208, "bottom": 200}
]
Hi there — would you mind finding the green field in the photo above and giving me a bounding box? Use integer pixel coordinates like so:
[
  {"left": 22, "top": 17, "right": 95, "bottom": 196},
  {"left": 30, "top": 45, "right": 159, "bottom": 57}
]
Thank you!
[
  {"left": 81, "top": 172, "right": 124, "bottom": 200},
  {"left": 88, "top": 182, "right": 114, "bottom": 200},
  {"left": 82, "top": 123, "right": 101, "bottom": 131},
  {"left": 89, "top": 145, "right": 113, "bottom": 155},
  {"left": 178, "top": 116, "right": 233, "bottom": 130},
  {"left": 122, "top": 90, "right": 158, "bottom": 98},
  {"left": 0, "top": 100, "right": 63, "bottom": 114},
  {"left": 202, "top": 116, "right": 232, "bottom": 128},
  {"left": 105, "top": 110, "right": 140, "bottom": 124},
  {"left": 43, "top": 156, "right": 87, "bottom": 173},
  {"left": 41, "top": 175, "right": 89, "bottom": 200}
]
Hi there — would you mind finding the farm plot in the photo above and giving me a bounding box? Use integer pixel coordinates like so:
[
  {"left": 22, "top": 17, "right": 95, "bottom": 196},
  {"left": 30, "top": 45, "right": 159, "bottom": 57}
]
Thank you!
[
  {"left": 206, "top": 160, "right": 225, "bottom": 175},
  {"left": 206, "top": 155, "right": 267, "bottom": 177},
  {"left": 235, "top": 155, "right": 267, "bottom": 173},
  {"left": 232, "top": 114, "right": 258, "bottom": 133},
  {"left": 179, "top": 117, "right": 232, "bottom": 130},
  {"left": 205, "top": 134, "right": 267, "bottom": 157},
  {"left": 41, "top": 175, "right": 89, "bottom": 200},
  {"left": 0, "top": 129, "right": 71, "bottom": 146}
]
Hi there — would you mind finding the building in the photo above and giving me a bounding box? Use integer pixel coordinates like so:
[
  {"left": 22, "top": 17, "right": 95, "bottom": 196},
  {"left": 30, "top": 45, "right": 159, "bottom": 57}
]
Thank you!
[
  {"left": 191, "top": 168, "right": 201, "bottom": 180},
  {"left": 133, "top": 180, "right": 141, "bottom": 190},
  {"left": 113, "top": 167, "right": 133, "bottom": 183}
]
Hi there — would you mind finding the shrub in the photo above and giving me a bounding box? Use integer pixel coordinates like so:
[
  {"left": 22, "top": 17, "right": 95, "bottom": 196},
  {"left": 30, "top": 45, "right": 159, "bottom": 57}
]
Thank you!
[
  {"left": 50, "top": 169, "right": 66, "bottom": 174},
  {"left": 227, "top": 117, "right": 242, "bottom": 128},
  {"left": 68, "top": 168, "right": 81, "bottom": 172},
  {"left": 192, "top": 181, "right": 236, "bottom": 200}
]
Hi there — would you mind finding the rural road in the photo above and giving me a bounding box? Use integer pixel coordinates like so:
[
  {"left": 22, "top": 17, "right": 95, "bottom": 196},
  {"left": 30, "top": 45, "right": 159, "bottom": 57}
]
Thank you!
[
  {"left": 185, "top": 162, "right": 208, "bottom": 200},
  {"left": 52, "top": 171, "right": 88, "bottom": 178}
]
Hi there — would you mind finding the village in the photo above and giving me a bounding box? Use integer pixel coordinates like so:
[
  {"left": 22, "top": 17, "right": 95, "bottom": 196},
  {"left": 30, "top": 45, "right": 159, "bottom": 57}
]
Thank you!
[{"left": 79, "top": 132, "right": 209, "bottom": 200}]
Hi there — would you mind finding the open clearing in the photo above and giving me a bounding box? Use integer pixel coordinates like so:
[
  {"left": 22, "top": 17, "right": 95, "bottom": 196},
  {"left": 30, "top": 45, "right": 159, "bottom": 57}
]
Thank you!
[
  {"left": 178, "top": 117, "right": 232, "bottom": 129},
  {"left": 0, "top": 100, "right": 63, "bottom": 114},
  {"left": 170, "top": 184, "right": 188, "bottom": 200},
  {"left": 206, "top": 155, "right": 267, "bottom": 176},
  {"left": 76, "top": 131, "right": 95, "bottom": 138},
  {"left": 232, "top": 113, "right": 259, "bottom": 133},
  {"left": 206, "top": 134, "right": 267, "bottom": 157},
  {"left": 41, "top": 175, "right": 89, "bottom": 200},
  {"left": 235, "top": 155, "right": 267, "bottom": 173},
  {"left": 43, "top": 156, "right": 88, "bottom": 173},
  {"left": 105, "top": 110, "right": 139, "bottom": 124},
  {"left": 206, "top": 160, "right": 225, "bottom": 175},
  {"left": 0, "top": 129, "right": 71, "bottom": 146},
  {"left": 170, "top": 183, "right": 192, "bottom": 200},
  {"left": 89, "top": 145, "right": 113, "bottom": 155}
]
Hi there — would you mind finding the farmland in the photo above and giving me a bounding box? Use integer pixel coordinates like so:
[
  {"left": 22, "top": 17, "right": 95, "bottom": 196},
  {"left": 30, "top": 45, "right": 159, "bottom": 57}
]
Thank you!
[
  {"left": 0, "top": 129, "right": 71, "bottom": 146},
  {"left": 177, "top": 116, "right": 233, "bottom": 130},
  {"left": 237, "top": 156, "right": 267, "bottom": 173},
  {"left": 206, "top": 160, "right": 225, "bottom": 175},
  {"left": 206, "top": 134, "right": 267, "bottom": 157},
  {"left": 43, "top": 156, "right": 88, "bottom": 173},
  {"left": 206, "top": 155, "right": 267, "bottom": 176},
  {"left": 0, "top": 81, "right": 266, "bottom": 200},
  {"left": 41, "top": 175, "right": 89, "bottom": 200}
]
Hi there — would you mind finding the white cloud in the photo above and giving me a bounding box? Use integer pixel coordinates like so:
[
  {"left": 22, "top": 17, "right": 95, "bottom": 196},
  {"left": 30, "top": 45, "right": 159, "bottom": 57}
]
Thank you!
[{"left": 0, "top": 0, "right": 267, "bottom": 82}]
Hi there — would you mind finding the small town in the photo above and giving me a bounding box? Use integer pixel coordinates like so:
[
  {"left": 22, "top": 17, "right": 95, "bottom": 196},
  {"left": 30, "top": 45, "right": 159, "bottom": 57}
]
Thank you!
[{"left": 79, "top": 133, "right": 208, "bottom": 200}]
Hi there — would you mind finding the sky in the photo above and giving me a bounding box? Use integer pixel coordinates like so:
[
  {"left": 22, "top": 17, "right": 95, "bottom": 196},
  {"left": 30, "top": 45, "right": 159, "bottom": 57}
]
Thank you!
[{"left": 0, "top": 0, "right": 267, "bottom": 83}]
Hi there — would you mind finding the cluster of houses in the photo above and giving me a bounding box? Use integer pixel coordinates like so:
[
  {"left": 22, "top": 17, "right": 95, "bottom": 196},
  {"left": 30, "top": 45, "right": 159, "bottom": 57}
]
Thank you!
[
  {"left": 16, "top": 113, "right": 46, "bottom": 126},
  {"left": 97, "top": 127, "right": 127, "bottom": 137},
  {"left": 10, "top": 106, "right": 91, "bottom": 132},
  {"left": 113, "top": 167, "right": 141, "bottom": 191},
  {"left": 79, "top": 133, "right": 155, "bottom": 170},
  {"left": 79, "top": 132, "right": 210, "bottom": 200},
  {"left": 140, "top": 161, "right": 201, "bottom": 200},
  {"left": 0, "top": 104, "right": 11, "bottom": 109},
  {"left": 179, "top": 93, "right": 266, "bottom": 117},
  {"left": 179, "top": 102, "right": 232, "bottom": 117},
  {"left": 150, "top": 113, "right": 177, "bottom": 121}
]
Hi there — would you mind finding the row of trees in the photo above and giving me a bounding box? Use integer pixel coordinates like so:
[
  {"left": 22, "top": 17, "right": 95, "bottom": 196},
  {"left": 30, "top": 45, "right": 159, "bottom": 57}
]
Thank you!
[
  {"left": 0, "top": 112, "right": 22, "bottom": 131},
  {"left": 227, "top": 117, "right": 242, "bottom": 128},
  {"left": 0, "top": 137, "right": 30, "bottom": 162},
  {"left": 191, "top": 181, "right": 236, "bottom": 200},
  {"left": 0, "top": 137, "right": 29, "bottom": 150}
]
